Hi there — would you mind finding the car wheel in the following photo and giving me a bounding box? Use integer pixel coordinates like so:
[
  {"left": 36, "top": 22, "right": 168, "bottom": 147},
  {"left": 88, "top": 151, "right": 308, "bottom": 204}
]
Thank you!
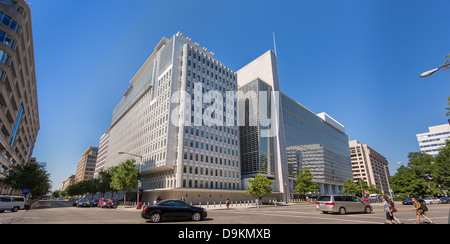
[
  {"left": 339, "top": 207, "right": 346, "bottom": 215},
  {"left": 150, "top": 213, "right": 161, "bottom": 223},
  {"left": 192, "top": 212, "right": 201, "bottom": 221},
  {"left": 11, "top": 206, "right": 19, "bottom": 212},
  {"left": 364, "top": 206, "right": 372, "bottom": 214}
]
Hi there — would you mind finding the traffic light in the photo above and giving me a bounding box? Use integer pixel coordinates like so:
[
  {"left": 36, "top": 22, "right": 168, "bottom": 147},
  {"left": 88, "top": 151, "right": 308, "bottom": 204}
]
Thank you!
[{"left": 137, "top": 173, "right": 141, "bottom": 181}]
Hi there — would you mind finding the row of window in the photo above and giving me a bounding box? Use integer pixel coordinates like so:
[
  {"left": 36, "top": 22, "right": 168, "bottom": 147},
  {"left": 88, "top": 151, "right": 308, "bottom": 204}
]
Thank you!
[
  {"left": 183, "top": 178, "right": 240, "bottom": 190},
  {"left": 188, "top": 47, "right": 235, "bottom": 80},
  {"left": 183, "top": 152, "right": 238, "bottom": 166},
  {"left": 183, "top": 165, "right": 238, "bottom": 178}
]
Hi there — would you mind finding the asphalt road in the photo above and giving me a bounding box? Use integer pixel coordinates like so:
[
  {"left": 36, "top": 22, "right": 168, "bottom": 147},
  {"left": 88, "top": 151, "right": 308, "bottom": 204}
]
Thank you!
[{"left": 1, "top": 200, "right": 449, "bottom": 224}]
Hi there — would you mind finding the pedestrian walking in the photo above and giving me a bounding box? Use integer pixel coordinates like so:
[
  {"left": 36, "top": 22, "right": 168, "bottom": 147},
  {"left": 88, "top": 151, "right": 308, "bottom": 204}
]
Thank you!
[
  {"left": 255, "top": 198, "right": 260, "bottom": 209},
  {"left": 412, "top": 197, "right": 434, "bottom": 224},
  {"left": 382, "top": 196, "right": 397, "bottom": 224},
  {"left": 387, "top": 198, "right": 402, "bottom": 224},
  {"left": 226, "top": 198, "right": 230, "bottom": 210}
]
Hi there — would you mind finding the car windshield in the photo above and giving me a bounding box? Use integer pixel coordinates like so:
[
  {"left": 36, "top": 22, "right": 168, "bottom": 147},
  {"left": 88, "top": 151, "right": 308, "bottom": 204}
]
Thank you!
[
  {"left": 103, "top": 198, "right": 112, "bottom": 202},
  {"left": 80, "top": 199, "right": 89, "bottom": 202}
]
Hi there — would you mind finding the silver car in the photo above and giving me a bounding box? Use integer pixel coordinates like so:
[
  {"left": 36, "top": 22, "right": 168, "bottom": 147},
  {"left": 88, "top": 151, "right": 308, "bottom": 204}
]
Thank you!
[{"left": 316, "top": 195, "right": 372, "bottom": 214}]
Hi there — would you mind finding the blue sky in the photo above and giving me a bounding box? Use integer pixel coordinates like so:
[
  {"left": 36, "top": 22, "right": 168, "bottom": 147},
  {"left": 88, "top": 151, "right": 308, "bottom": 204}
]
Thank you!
[{"left": 29, "top": 0, "right": 450, "bottom": 191}]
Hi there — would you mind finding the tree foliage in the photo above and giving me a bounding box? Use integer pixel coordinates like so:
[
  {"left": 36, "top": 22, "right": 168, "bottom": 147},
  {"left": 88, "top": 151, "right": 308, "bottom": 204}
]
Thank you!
[
  {"left": 110, "top": 159, "right": 138, "bottom": 204},
  {"left": 245, "top": 174, "right": 273, "bottom": 200},
  {"left": 294, "top": 168, "right": 319, "bottom": 195},
  {"left": 4, "top": 162, "right": 51, "bottom": 197},
  {"left": 390, "top": 141, "right": 450, "bottom": 196}
]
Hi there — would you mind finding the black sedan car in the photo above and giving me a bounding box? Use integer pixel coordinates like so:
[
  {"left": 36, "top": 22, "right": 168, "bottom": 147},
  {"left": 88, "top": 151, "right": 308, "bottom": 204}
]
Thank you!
[
  {"left": 141, "top": 200, "right": 207, "bottom": 223},
  {"left": 76, "top": 199, "right": 91, "bottom": 207},
  {"left": 402, "top": 197, "right": 425, "bottom": 205}
]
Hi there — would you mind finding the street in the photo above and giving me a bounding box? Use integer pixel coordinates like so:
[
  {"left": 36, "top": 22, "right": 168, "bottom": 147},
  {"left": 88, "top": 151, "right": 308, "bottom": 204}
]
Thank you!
[{"left": 0, "top": 200, "right": 449, "bottom": 224}]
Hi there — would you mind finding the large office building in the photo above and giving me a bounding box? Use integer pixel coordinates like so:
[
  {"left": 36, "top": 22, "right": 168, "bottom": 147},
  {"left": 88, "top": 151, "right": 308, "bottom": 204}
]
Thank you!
[
  {"left": 237, "top": 51, "right": 352, "bottom": 196},
  {"left": 349, "top": 140, "right": 390, "bottom": 194},
  {"left": 98, "top": 33, "right": 352, "bottom": 203},
  {"left": 75, "top": 147, "right": 98, "bottom": 182},
  {"left": 102, "top": 33, "right": 241, "bottom": 203},
  {"left": 416, "top": 123, "right": 450, "bottom": 156},
  {"left": 0, "top": 0, "right": 39, "bottom": 195}
]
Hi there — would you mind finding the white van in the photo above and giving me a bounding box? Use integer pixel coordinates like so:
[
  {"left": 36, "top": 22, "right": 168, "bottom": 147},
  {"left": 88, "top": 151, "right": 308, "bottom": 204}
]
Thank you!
[{"left": 0, "top": 195, "right": 25, "bottom": 213}]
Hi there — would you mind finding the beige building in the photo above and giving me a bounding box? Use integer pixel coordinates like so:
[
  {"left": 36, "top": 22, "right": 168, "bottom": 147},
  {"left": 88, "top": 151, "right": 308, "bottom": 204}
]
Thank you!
[
  {"left": 349, "top": 140, "right": 390, "bottom": 194},
  {"left": 62, "top": 175, "right": 75, "bottom": 191},
  {"left": 75, "top": 147, "right": 98, "bottom": 182},
  {"left": 0, "top": 0, "right": 39, "bottom": 195}
]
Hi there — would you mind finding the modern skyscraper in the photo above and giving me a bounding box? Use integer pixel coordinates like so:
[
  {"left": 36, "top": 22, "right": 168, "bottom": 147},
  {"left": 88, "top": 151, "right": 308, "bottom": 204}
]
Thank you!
[
  {"left": 102, "top": 33, "right": 240, "bottom": 203},
  {"left": 0, "top": 0, "right": 39, "bottom": 195},
  {"left": 349, "top": 140, "right": 390, "bottom": 194},
  {"left": 416, "top": 123, "right": 450, "bottom": 156},
  {"left": 237, "top": 51, "right": 352, "bottom": 196}
]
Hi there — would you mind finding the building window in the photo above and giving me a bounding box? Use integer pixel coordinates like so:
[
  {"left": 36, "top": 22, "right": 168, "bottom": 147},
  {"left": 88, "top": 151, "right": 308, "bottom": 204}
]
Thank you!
[{"left": 9, "top": 105, "right": 22, "bottom": 147}]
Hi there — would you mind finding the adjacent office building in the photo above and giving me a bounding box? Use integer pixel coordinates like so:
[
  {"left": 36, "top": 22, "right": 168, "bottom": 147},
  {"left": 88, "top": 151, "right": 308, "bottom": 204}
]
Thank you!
[
  {"left": 416, "top": 123, "right": 450, "bottom": 156},
  {"left": 98, "top": 33, "right": 352, "bottom": 203},
  {"left": 349, "top": 140, "right": 391, "bottom": 194},
  {"left": 0, "top": 0, "right": 39, "bottom": 195},
  {"left": 75, "top": 147, "right": 98, "bottom": 182},
  {"left": 237, "top": 51, "right": 352, "bottom": 196}
]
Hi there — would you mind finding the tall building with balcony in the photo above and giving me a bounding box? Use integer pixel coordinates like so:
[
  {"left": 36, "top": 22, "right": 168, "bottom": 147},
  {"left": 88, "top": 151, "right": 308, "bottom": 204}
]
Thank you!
[
  {"left": 0, "top": 0, "right": 39, "bottom": 195},
  {"left": 349, "top": 140, "right": 390, "bottom": 194},
  {"left": 75, "top": 147, "right": 98, "bottom": 182}
]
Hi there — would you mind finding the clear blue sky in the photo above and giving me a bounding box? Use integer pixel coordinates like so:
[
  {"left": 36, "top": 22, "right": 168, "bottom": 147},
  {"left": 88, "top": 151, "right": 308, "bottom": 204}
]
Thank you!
[{"left": 29, "top": 0, "right": 450, "bottom": 191}]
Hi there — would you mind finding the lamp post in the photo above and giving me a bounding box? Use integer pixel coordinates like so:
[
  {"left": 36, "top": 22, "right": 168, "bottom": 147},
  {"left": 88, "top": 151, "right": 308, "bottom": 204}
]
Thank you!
[
  {"left": 118, "top": 151, "right": 143, "bottom": 206},
  {"left": 384, "top": 162, "right": 402, "bottom": 200},
  {"left": 419, "top": 63, "right": 450, "bottom": 78}
]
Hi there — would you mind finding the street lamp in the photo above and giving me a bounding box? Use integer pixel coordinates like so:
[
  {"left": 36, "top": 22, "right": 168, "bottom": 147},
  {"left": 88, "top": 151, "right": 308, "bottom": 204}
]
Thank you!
[
  {"left": 419, "top": 63, "right": 450, "bottom": 78},
  {"left": 384, "top": 162, "right": 402, "bottom": 200},
  {"left": 118, "top": 151, "right": 143, "bottom": 206}
]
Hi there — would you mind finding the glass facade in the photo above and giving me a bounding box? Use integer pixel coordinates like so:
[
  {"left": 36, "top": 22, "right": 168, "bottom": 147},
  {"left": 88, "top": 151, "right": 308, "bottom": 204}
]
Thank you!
[
  {"left": 238, "top": 79, "right": 353, "bottom": 194},
  {"left": 281, "top": 94, "right": 353, "bottom": 193},
  {"left": 239, "top": 80, "right": 275, "bottom": 177}
]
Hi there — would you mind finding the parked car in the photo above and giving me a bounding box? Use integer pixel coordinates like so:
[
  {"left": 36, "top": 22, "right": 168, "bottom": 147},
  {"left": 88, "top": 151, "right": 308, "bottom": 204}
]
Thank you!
[
  {"left": 90, "top": 199, "right": 99, "bottom": 207},
  {"left": 0, "top": 195, "right": 25, "bottom": 213},
  {"left": 316, "top": 195, "right": 372, "bottom": 215},
  {"left": 77, "top": 199, "right": 91, "bottom": 207},
  {"left": 72, "top": 198, "right": 80, "bottom": 206},
  {"left": 402, "top": 197, "right": 425, "bottom": 205},
  {"left": 439, "top": 197, "right": 450, "bottom": 204},
  {"left": 98, "top": 198, "right": 116, "bottom": 208},
  {"left": 424, "top": 197, "right": 441, "bottom": 204},
  {"left": 141, "top": 200, "right": 207, "bottom": 223}
]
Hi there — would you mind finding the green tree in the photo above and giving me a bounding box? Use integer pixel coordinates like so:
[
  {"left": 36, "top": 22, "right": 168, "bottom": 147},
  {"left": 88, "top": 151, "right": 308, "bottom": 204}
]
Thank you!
[
  {"left": 294, "top": 168, "right": 319, "bottom": 195},
  {"left": 4, "top": 162, "right": 51, "bottom": 197},
  {"left": 342, "top": 178, "right": 360, "bottom": 195},
  {"left": 110, "top": 159, "right": 139, "bottom": 204},
  {"left": 245, "top": 174, "right": 273, "bottom": 200},
  {"left": 434, "top": 140, "right": 450, "bottom": 191},
  {"left": 97, "top": 169, "right": 114, "bottom": 198}
]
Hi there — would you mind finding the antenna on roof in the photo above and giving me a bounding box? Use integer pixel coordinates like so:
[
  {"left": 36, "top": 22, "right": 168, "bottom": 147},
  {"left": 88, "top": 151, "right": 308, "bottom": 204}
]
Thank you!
[{"left": 273, "top": 32, "right": 277, "bottom": 57}]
